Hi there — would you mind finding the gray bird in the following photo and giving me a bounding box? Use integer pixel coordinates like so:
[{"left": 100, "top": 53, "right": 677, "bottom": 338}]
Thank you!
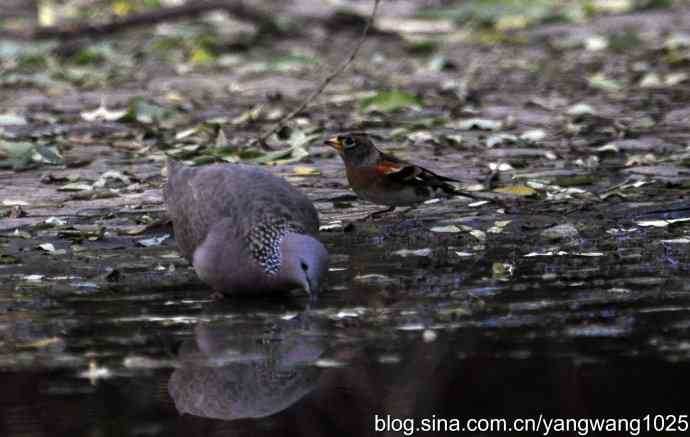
[{"left": 164, "top": 160, "right": 329, "bottom": 296}]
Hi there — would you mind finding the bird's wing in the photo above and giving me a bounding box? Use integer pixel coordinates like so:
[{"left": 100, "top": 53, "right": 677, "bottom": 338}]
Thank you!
[
  {"left": 375, "top": 153, "right": 420, "bottom": 179},
  {"left": 375, "top": 153, "right": 459, "bottom": 188}
]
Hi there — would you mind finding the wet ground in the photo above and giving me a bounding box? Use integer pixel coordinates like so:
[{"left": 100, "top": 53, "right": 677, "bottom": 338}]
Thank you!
[{"left": 1, "top": 1, "right": 690, "bottom": 436}]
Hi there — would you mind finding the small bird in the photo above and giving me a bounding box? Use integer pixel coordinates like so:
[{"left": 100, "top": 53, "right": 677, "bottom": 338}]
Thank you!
[
  {"left": 165, "top": 160, "right": 329, "bottom": 296},
  {"left": 326, "top": 132, "right": 486, "bottom": 218}
]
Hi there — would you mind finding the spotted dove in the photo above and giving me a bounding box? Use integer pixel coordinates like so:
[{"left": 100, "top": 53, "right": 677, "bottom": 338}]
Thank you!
[{"left": 165, "top": 160, "right": 329, "bottom": 296}]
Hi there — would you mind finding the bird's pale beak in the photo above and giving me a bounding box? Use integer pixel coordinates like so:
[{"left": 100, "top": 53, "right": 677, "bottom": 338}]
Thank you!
[{"left": 325, "top": 136, "right": 343, "bottom": 152}]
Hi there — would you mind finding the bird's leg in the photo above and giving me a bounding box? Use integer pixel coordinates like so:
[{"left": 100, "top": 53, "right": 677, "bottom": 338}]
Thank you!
[
  {"left": 360, "top": 206, "right": 396, "bottom": 221},
  {"left": 484, "top": 169, "right": 499, "bottom": 191}
]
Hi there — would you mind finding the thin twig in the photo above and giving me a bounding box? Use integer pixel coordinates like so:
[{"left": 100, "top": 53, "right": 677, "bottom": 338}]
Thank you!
[{"left": 256, "top": 0, "right": 381, "bottom": 148}]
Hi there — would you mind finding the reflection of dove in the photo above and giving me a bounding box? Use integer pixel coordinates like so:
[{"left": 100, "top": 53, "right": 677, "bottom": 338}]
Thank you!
[{"left": 168, "top": 313, "right": 322, "bottom": 420}]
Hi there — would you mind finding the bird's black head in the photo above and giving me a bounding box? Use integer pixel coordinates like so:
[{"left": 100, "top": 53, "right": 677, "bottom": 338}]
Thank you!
[
  {"left": 325, "top": 132, "right": 373, "bottom": 152},
  {"left": 325, "top": 132, "right": 378, "bottom": 166}
]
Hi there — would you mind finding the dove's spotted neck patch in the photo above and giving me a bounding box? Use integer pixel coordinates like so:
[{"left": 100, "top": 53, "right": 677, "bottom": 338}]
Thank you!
[{"left": 247, "top": 220, "right": 304, "bottom": 274}]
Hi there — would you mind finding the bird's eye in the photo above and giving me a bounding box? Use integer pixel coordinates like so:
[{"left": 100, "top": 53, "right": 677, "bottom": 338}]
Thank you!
[
  {"left": 300, "top": 260, "right": 309, "bottom": 271},
  {"left": 342, "top": 136, "right": 355, "bottom": 147}
]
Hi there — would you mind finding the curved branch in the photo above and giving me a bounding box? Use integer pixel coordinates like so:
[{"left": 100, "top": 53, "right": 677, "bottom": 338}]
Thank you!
[{"left": 256, "top": 0, "right": 381, "bottom": 148}]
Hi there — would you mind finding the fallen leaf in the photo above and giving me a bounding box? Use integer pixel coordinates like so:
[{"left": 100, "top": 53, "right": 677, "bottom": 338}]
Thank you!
[
  {"left": 455, "top": 251, "right": 473, "bottom": 257},
  {"left": 588, "top": 0, "right": 634, "bottom": 14},
  {"left": 393, "top": 248, "right": 433, "bottom": 257},
  {"left": 353, "top": 273, "right": 395, "bottom": 284},
  {"left": 12, "top": 229, "right": 32, "bottom": 239},
  {"left": 2, "top": 199, "right": 29, "bottom": 206},
  {"left": 175, "top": 126, "right": 201, "bottom": 140},
  {"left": 660, "top": 239, "right": 690, "bottom": 244},
  {"left": 430, "top": 225, "right": 462, "bottom": 233},
  {"left": 319, "top": 222, "right": 343, "bottom": 232},
  {"left": 58, "top": 183, "right": 93, "bottom": 192},
  {"left": 0, "top": 254, "right": 19, "bottom": 264},
  {"left": 566, "top": 103, "right": 596, "bottom": 116},
  {"left": 314, "top": 358, "right": 346, "bottom": 368},
  {"left": 125, "top": 97, "right": 177, "bottom": 124},
  {"left": 44, "top": 216, "right": 67, "bottom": 226},
  {"left": 486, "top": 134, "right": 517, "bottom": 147},
  {"left": 469, "top": 200, "right": 490, "bottom": 207},
  {"left": 639, "top": 73, "right": 663, "bottom": 88},
  {"left": 81, "top": 101, "right": 127, "bottom": 122},
  {"left": 541, "top": 223, "right": 579, "bottom": 240},
  {"left": 93, "top": 170, "right": 131, "bottom": 188},
  {"left": 254, "top": 128, "right": 318, "bottom": 165},
  {"left": 487, "top": 220, "right": 511, "bottom": 234},
  {"left": 493, "top": 262, "right": 514, "bottom": 280},
  {"left": 137, "top": 234, "right": 170, "bottom": 247},
  {"left": 636, "top": 218, "right": 690, "bottom": 228},
  {"left": 455, "top": 118, "right": 502, "bottom": 131},
  {"left": 468, "top": 229, "right": 486, "bottom": 241},
  {"left": 24, "top": 274, "right": 44, "bottom": 281},
  {"left": 665, "top": 72, "right": 687, "bottom": 86},
  {"left": 587, "top": 73, "right": 623, "bottom": 92},
  {"left": 442, "top": 134, "right": 463, "bottom": 146},
  {"left": 293, "top": 166, "right": 321, "bottom": 176},
  {"left": 231, "top": 105, "right": 263, "bottom": 126},
  {"left": 595, "top": 143, "right": 619, "bottom": 153},
  {"left": 520, "top": 129, "right": 546, "bottom": 143},
  {"left": 360, "top": 89, "right": 421, "bottom": 113},
  {"left": 0, "top": 113, "right": 27, "bottom": 125},
  {"left": 488, "top": 162, "right": 514, "bottom": 172},
  {"left": 493, "top": 185, "right": 537, "bottom": 196},
  {"left": 38, "top": 243, "right": 54, "bottom": 252},
  {"left": 0, "top": 140, "right": 34, "bottom": 169},
  {"left": 253, "top": 144, "right": 309, "bottom": 166},
  {"left": 397, "top": 323, "right": 425, "bottom": 331},
  {"left": 525, "top": 251, "right": 561, "bottom": 257},
  {"left": 18, "top": 337, "right": 63, "bottom": 349},
  {"left": 585, "top": 35, "right": 608, "bottom": 51}
]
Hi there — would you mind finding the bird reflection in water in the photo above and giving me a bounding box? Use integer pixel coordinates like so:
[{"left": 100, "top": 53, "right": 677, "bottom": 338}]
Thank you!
[{"left": 168, "top": 300, "right": 323, "bottom": 421}]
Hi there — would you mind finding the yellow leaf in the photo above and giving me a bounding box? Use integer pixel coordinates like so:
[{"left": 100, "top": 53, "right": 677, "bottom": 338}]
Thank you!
[
  {"left": 494, "top": 185, "right": 537, "bottom": 197},
  {"left": 293, "top": 166, "right": 321, "bottom": 176},
  {"left": 111, "top": 1, "right": 133, "bottom": 16},
  {"left": 38, "top": 0, "right": 56, "bottom": 27},
  {"left": 164, "top": 92, "right": 184, "bottom": 103},
  {"left": 190, "top": 48, "right": 216, "bottom": 65},
  {"left": 19, "top": 337, "right": 63, "bottom": 349},
  {"left": 487, "top": 220, "right": 512, "bottom": 234}
]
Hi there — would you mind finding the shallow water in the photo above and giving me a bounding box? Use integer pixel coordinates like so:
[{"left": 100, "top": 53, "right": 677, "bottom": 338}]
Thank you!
[{"left": 1, "top": 210, "right": 689, "bottom": 436}]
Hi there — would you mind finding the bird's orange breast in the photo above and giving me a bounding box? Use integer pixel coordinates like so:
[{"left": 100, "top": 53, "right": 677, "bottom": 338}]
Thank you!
[{"left": 345, "top": 165, "right": 425, "bottom": 206}]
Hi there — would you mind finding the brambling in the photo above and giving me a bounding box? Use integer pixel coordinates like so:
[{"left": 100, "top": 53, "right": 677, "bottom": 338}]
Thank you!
[{"left": 326, "top": 132, "right": 487, "bottom": 218}]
